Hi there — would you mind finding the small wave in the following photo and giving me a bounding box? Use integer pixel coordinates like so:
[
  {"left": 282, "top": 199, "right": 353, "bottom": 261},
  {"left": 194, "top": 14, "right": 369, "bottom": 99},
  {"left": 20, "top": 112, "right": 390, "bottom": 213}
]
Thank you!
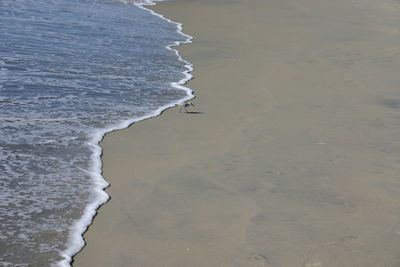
[
  {"left": 0, "top": 0, "right": 194, "bottom": 265},
  {"left": 55, "top": 0, "right": 194, "bottom": 267}
]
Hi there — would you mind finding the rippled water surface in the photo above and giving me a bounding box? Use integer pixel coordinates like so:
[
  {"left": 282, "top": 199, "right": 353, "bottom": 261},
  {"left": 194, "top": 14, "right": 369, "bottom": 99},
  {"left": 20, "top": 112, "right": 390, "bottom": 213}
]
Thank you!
[{"left": 0, "top": 0, "right": 190, "bottom": 265}]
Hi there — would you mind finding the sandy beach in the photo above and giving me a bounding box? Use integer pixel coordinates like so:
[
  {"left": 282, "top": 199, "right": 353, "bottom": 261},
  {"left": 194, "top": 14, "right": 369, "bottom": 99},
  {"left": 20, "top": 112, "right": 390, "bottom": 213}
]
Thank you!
[{"left": 74, "top": 0, "right": 400, "bottom": 266}]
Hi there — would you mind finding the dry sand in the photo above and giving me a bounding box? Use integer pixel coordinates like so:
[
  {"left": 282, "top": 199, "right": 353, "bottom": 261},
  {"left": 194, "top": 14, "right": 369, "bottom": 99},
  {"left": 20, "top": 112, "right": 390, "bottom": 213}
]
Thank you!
[{"left": 74, "top": 0, "right": 400, "bottom": 266}]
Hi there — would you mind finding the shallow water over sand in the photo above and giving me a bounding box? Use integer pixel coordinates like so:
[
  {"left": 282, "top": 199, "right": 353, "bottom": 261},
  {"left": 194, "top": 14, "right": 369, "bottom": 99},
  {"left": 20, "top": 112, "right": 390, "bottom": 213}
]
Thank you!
[{"left": 0, "top": 0, "right": 190, "bottom": 265}]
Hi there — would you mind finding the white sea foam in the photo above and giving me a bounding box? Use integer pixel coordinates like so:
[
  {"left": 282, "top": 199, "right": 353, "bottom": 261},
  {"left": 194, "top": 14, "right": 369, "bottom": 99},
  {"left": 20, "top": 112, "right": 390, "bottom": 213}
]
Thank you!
[{"left": 56, "top": 0, "right": 194, "bottom": 266}]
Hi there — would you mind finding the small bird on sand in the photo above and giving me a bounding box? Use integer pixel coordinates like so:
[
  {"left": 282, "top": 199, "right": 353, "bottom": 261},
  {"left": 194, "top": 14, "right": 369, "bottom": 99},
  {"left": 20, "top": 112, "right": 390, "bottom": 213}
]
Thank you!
[{"left": 179, "top": 102, "right": 195, "bottom": 113}]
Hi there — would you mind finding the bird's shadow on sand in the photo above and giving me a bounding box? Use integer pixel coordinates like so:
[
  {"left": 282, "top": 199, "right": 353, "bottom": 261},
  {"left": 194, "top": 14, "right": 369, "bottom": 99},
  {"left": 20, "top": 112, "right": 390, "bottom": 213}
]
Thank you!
[{"left": 185, "top": 111, "right": 204, "bottom": 114}]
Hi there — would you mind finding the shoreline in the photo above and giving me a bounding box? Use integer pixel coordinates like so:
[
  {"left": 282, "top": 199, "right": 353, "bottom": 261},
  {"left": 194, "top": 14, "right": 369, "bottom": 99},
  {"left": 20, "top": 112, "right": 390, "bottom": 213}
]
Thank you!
[
  {"left": 75, "top": 0, "right": 400, "bottom": 266},
  {"left": 58, "top": 2, "right": 195, "bottom": 265}
]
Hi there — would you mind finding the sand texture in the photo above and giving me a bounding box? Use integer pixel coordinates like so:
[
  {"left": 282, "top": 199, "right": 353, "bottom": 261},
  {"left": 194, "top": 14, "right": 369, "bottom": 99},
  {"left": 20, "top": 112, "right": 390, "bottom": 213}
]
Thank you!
[{"left": 74, "top": 0, "right": 400, "bottom": 266}]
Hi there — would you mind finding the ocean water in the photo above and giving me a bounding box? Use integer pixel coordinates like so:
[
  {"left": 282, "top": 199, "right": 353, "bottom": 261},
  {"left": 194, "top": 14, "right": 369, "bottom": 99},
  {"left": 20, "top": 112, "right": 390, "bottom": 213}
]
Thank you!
[{"left": 0, "top": 0, "right": 192, "bottom": 265}]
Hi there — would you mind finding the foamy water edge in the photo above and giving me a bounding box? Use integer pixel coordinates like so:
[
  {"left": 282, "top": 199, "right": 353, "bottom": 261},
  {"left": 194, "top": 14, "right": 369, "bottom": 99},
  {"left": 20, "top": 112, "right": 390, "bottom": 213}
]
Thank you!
[{"left": 56, "top": 1, "right": 194, "bottom": 265}]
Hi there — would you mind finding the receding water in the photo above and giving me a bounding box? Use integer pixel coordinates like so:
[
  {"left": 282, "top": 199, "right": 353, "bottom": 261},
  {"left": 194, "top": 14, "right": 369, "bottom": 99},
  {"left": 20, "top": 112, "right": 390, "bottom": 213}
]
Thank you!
[{"left": 0, "top": 0, "right": 191, "bottom": 265}]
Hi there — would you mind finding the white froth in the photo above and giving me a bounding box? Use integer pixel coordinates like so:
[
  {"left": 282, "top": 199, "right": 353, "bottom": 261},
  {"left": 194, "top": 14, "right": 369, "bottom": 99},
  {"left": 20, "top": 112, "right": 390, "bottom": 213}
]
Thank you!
[{"left": 56, "top": 0, "right": 194, "bottom": 266}]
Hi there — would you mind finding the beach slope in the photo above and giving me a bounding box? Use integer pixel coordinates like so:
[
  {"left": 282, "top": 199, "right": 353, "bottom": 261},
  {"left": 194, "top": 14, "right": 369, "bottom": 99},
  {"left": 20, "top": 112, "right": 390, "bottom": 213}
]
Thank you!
[{"left": 75, "top": 0, "right": 400, "bottom": 266}]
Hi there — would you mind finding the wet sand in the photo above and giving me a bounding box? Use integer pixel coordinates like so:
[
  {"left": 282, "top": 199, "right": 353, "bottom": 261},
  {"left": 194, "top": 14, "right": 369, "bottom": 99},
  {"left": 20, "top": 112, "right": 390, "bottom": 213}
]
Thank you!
[{"left": 74, "top": 0, "right": 400, "bottom": 266}]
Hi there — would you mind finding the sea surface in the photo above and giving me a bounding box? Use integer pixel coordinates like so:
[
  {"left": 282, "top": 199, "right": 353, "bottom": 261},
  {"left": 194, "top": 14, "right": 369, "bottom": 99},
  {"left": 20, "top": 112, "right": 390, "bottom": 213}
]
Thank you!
[{"left": 0, "top": 0, "right": 192, "bottom": 265}]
